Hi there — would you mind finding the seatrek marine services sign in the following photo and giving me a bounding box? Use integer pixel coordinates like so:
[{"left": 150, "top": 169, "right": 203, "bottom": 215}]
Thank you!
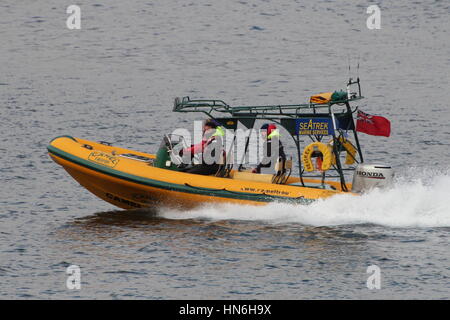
[{"left": 295, "top": 118, "right": 335, "bottom": 135}]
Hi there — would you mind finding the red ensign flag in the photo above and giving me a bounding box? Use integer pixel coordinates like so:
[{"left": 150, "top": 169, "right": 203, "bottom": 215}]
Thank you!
[{"left": 356, "top": 110, "right": 391, "bottom": 137}]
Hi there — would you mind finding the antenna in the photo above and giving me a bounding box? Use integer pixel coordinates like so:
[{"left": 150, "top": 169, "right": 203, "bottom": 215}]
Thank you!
[
  {"left": 357, "top": 54, "right": 360, "bottom": 80},
  {"left": 347, "top": 54, "right": 351, "bottom": 80}
]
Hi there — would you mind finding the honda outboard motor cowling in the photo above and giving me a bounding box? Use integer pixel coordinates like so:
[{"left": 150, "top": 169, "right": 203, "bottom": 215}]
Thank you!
[{"left": 351, "top": 164, "right": 394, "bottom": 193}]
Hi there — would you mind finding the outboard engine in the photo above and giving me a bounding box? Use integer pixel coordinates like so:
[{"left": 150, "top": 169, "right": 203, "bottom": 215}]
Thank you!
[{"left": 351, "top": 164, "right": 394, "bottom": 193}]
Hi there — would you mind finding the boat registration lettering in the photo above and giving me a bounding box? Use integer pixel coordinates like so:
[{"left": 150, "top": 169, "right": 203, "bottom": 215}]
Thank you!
[
  {"left": 106, "top": 193, "right": 141, "bottom": 208},
  {"left": 88, "top": 151, "right": 119, "bottom": 168}
]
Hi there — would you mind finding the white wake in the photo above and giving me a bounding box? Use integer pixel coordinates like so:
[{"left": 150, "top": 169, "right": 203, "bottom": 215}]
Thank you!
[{"left": 162, "top": 168, "right": 450, "bottom": 228}]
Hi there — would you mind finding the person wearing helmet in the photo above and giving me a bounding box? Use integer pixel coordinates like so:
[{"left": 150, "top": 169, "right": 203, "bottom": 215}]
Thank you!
[
  {"left": 180, "top": 119, "right": 225, "bottom": 175},
  {"left": 252, "top": 123, "right": 286, "bottom": 174}
]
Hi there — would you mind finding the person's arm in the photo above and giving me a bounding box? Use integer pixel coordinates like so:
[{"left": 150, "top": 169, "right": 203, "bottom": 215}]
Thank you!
[{"left": 183, "top": 140, "right": 206, "bottom": 155}]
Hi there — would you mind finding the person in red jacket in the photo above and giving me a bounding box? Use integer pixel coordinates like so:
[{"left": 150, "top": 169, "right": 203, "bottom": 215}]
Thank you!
[{"left": 181, "top": 120, "right": 225, "bottom": 175}]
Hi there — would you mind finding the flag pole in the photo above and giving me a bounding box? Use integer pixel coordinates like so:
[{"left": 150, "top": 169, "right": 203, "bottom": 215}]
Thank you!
[{"left": 350, "top": 106, "right": 364, "bottom": 163}]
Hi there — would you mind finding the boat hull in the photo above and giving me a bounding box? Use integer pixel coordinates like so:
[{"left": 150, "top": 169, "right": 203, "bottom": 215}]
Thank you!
[{"left": 47, "top": 136, "right": 349, "bottom": 209}]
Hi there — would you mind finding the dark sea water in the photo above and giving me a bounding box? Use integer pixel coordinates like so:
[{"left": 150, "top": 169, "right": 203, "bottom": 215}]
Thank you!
[{"left": 1, "top": 0, "right": 449, "bottom": 299}]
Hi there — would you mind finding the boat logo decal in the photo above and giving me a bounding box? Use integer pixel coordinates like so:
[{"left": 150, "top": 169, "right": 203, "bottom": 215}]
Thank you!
[
  {"left": 88, "top": 151, "right": 119, "bottom": 168},
  {"left": 296, "top": 118, "right": 335, "bottom": 136},
  {"left": 356, "top": 171, "right": 385, "bottom": 179}
]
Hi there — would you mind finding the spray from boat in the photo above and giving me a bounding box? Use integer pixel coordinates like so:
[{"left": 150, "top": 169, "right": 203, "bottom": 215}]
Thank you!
[{"left": 161, "top": 168, "right": 450, "bottom": 228}]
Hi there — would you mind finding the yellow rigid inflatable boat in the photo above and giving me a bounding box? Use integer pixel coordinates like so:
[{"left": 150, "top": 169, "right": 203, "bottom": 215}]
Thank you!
[
  {"left": 48, "top": 79, "right": 394, "bottom": 210},
  {"left": 47, "top": 136, "right": 347, "bottom": 209}
]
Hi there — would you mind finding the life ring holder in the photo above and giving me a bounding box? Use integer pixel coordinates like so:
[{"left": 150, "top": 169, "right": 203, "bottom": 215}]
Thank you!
[{"left": 301, "top": 142, "right": 333, "bottom": 172}]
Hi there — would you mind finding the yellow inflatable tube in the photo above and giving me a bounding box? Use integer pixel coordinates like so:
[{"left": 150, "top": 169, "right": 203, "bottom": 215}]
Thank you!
[{"left": 47, "top": 136, "right": 351, "bottom": 209}]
